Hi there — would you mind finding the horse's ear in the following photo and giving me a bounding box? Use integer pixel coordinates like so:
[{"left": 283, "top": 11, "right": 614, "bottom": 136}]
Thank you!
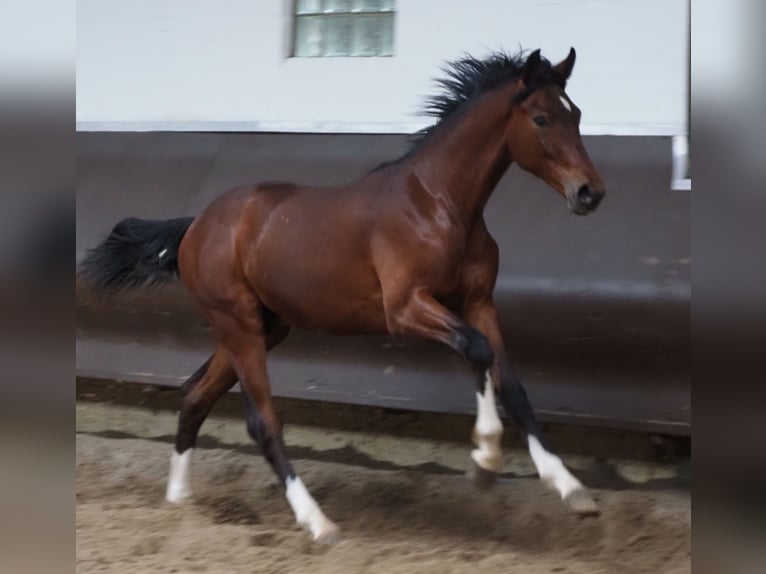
[
  {"left": 553, "top": 47, "right": 576, "bottom": 80},
  {"left": 521, "top": 49, "right": 542, "bottom": 86}
]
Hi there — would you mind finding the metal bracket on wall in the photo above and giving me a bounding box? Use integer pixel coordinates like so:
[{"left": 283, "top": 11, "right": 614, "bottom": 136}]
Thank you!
[{"left": 671, "top": 134, "right": 691, "bottom": 191}]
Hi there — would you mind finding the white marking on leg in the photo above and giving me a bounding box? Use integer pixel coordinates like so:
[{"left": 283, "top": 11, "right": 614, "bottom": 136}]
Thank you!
[
  {"left": 559, "top": 95, "right": 572, "bottom": 113},
  {"left": 527, "top": 435, "right": 583, "bottom": 499},
  {"left": 285, "top": 476, "right": 339, "bottom": 542},
  {"left": 166, "top": 448, "right": 193, "bottom": 503},
  {"left": 471, "top": 371, "right": 504, "bottom": 473}
]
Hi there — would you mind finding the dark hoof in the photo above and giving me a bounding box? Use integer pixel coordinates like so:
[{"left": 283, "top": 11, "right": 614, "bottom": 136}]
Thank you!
[
  {"left": 467, "top": 460, "right": 499, "bottom": 491},
  {"left": 564, "top": 488, "right": 600, "bottom": 517}
]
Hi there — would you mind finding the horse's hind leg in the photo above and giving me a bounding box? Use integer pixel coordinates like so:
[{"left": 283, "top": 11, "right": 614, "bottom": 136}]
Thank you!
[
  {"left": 209, "top": 305, "right": 339, "bottom": 543},
  {"left": 166, "top": 325, "right": 291, "bottom": 504},
  {"left": 166, "top": 344, "right": 237, "bottom": 503}
]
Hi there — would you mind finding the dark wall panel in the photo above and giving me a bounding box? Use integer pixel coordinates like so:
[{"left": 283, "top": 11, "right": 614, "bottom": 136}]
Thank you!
[{"left": 77, "top": 132, "right": 690, "bottom": 434}]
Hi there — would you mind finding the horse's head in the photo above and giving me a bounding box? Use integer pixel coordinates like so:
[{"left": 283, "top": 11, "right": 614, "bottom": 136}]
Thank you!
[{"left": 506, "top": 48, "right": 605, "bottom": 215}]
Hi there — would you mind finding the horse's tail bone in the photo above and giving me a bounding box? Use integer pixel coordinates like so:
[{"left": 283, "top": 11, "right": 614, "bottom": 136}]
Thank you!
[{"left": 78, "top": 216, "right": 194, "bottom": 292}]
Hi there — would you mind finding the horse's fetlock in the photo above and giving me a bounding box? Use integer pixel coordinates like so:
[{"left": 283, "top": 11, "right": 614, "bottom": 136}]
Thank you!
[{"left": 464, "top": 327, "right": 493, "bottom": 369}]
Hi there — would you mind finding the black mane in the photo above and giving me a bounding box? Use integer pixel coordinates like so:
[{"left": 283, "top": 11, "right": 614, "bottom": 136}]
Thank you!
[
  {"left": 418, "top": 49, "right": 566, "bottom": 140},
  {"left": 371, "top": 49, "right": 565, "bottom": 172}
]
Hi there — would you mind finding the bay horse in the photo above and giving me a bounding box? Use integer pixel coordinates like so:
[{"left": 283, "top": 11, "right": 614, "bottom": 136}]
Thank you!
[{"left": 79, "top": 48, "right": 605, "bottom": 543}]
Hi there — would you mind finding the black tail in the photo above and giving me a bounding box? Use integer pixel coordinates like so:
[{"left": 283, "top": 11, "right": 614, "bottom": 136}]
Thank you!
[{"left": 79, "top": 217, "right": 194, "bottom": 292}]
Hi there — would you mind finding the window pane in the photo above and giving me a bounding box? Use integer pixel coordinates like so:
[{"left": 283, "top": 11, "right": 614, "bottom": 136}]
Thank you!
[
  {"left": 295, "top": 0, "right": 322, "bottom": 15},
  {"left": 351, "top": 14, "right": 382, "bottom": 56},
  {"left": 323, "top": 15, "right": 352, "bottom": 56},
  {"left": 323, "top": 0, "right": 351, "bottom": 13},
  {"left": 351, "top": 0, "right": 382, "bottom": 11},
  {"left": 294, "top": 16, "right": 324, "bottom": 57},
  {"left": 377, "top": 13, "right": 394, "bottom": 56},
  {"left": 351, "top": 0, "right": 394, "bottom": 11}
]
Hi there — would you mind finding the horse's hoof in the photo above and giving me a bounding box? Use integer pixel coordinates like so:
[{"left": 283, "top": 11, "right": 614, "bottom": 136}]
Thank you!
[
  {"left": 165, "top": 485, "right": 192, "bottom": 504},
  {"left": 564, "top": 488, "right": 600, "bottom": 517},
  {"left": 467, "top": 460, "right": 499, "bottom": 490},
  {"left": 313, "top": 521, "right": 341, "bottom": 545}
]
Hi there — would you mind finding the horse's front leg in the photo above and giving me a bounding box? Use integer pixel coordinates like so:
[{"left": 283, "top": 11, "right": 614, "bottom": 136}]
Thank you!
[
  {"left": 384, "top": 289, "right": 503, "bottom": 480},
  {"left": 464, "top": 301, "right": 599, "bottom": 515}
]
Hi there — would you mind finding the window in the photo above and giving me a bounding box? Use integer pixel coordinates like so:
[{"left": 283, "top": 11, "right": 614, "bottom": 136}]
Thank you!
[{"left": 292, "top": 0, "right": 395, "bottom": 58}]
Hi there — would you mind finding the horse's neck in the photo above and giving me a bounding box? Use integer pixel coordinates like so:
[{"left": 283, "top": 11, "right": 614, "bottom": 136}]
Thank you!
[{"left": 410, "top": 89, "right": 513, "bottom": 225}]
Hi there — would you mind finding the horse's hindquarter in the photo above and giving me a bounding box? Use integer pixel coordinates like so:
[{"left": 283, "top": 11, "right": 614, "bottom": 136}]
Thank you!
[{"left": 244, "top": 187, "right": 387, "bottom": 334}]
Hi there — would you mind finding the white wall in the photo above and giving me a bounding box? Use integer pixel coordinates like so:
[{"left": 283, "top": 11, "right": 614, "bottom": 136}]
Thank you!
[{"left": 77, "top": 0, "right": 688, "bottom": 136}]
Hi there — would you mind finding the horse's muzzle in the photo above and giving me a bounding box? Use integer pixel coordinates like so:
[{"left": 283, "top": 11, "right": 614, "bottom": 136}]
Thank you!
[{"left": 568, "top": 184, "right": 604, "bottom": 215}]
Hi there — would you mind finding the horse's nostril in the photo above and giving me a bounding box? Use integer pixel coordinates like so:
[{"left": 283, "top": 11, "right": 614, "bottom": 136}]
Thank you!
[{"left": 577, "top": 185, "right": 593, "bottom": 204}]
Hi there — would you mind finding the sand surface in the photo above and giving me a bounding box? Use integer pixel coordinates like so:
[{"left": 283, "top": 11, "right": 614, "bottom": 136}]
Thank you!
[{"left": 77, "top": 429, "right": 689, "bottom": 574}]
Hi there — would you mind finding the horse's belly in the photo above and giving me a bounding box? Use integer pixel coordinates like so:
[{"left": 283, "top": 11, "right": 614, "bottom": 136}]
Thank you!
[{"left": 250, "top": 257, "right": 387, "bottom": 335}]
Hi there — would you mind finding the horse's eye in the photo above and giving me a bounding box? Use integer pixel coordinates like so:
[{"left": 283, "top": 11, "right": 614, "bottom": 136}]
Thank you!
[{"left": 533, "top": 116, "right": 548, "bottom": 127}]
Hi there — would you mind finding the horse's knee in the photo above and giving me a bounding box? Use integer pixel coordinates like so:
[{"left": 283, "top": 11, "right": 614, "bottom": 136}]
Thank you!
[{"left": 457, "top": 327, "right": 493, "bottom": 371}]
